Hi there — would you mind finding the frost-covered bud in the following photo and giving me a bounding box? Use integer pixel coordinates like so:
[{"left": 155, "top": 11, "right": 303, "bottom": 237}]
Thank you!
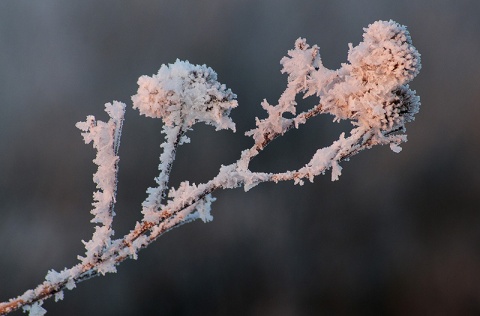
[
  {"left": 348, "top": 20, "right": 421, "bottom": 89},
  {"left": 132, "top": 59, "right": 238, "bottom": 131},
  {"left": 381, "top": 85, "right": 420, "bottom": 131},
  {"left": 348, "top": 84, "right": 420, "bottom": 132}
]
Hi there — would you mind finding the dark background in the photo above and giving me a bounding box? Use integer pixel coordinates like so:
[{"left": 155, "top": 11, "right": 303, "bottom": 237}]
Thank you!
[{"left": 1, "top": 1, "right": 479, "bottom": 315}]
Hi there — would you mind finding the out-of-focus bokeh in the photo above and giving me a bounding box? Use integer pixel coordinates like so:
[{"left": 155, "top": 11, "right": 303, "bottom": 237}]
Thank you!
[{"left": 1, "top": 1, "right": 479, "bottom": 315}]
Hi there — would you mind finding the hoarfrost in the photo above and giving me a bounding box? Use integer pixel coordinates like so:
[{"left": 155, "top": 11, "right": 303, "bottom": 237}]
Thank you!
[
  {"left": 132, "top": 59, "right": 237, "bottom": 131},
  {"left": 54, "top": 291, "right": 64, "bottom": 302},
  {"left": 0, "top": 20, "right": 422, "bottom": 316},
  {"left": 76, "top": 101, "right": 125, "bottom": 264},
  {"left": 22, "top": 302, "right": 46, "bottom": 316},
  {"left": 247, "top": 20, "right": 421, "bottom": 150}
]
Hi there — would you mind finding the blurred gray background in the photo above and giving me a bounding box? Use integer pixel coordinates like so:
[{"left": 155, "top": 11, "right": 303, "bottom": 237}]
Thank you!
[{"left": 1, "top": 1, "right": 479, "bottom": 315}]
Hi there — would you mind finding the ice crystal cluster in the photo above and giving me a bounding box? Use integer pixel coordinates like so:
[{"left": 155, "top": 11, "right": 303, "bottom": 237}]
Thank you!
[
  {"left": 132, "top": 59, "right": 237, "bottom": 130},
  {"left": 0, "top": 20, "right": 421, "bottom": 315}
]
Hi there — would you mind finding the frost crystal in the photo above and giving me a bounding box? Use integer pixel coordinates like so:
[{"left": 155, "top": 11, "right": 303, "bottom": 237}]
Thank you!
[
  {"left": 132, "top": 59, "right": 237, "bottom": 131},
  {"left": 164, "top": 181, "right": 215, "bottom": 223},
  {"left": 22, "top": 302, "right": 46, "bottom": 316},
  {"left": 246, "top": 38, "right": 326, "bottom": 146}
]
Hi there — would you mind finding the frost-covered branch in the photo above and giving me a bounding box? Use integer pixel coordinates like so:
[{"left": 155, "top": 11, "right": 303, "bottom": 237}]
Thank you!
[
  {"left": 75, "top": 101, "right": 125, "bottom": 265},
  {"left": 0, "top": 20, "right": 421, "bottom": 316}
]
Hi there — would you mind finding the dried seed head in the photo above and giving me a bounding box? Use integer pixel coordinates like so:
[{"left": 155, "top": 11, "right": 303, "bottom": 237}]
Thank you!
[
  {"left": 132, "top": 59, "right": 238, "bottom": 131},
  {"left": 348, "top": 20, "right": 421, "bottom": 89}
]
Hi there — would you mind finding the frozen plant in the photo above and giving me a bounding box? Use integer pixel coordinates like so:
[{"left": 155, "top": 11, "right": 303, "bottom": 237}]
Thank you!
[{"left": 0, "top": 20, "right": 421, "bottom": 315}]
